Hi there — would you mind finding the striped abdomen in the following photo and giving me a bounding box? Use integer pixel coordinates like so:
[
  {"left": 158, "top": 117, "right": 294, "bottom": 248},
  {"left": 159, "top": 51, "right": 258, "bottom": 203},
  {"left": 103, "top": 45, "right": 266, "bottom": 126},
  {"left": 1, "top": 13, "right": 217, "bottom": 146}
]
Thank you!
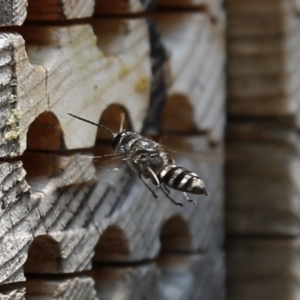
[{"left": 158, "top": 165, "right": 208, "bottom": 195}]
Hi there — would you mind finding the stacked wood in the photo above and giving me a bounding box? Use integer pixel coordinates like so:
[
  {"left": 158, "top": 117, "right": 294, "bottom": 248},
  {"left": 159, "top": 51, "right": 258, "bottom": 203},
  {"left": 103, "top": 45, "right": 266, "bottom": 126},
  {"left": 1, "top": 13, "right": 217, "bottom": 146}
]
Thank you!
[
  {"left": 94, "top": 0, "right": 157, "bottom": 15},
  {"left": 153, "top": 12, "right": 226, "bottom": 142},
  {"left": 227, "top": 121, "right": 300, "bottom": 236},
  {"left": 157, "top": 0, "right": 225, "bottom": 21},
  {"left": 227, "top": 0, "right": 300, "bottom": 122},
  {"left": 0, "top": 19, "right": 151, "bottom": 156},
  {"left": 0, "top": 0, "right": 226, "bottom": 299},
  {"left": 226, "top": 0, "right": 300, "bottom": 299},
  {"left": 0, "top": 0, "right": 158, "bottom": 24},
  {"left": 0, "top": 0, "right": 27, "bottom": 26},
  {"left": 227, "top": 239, "right": 300, "bottom": 300}
]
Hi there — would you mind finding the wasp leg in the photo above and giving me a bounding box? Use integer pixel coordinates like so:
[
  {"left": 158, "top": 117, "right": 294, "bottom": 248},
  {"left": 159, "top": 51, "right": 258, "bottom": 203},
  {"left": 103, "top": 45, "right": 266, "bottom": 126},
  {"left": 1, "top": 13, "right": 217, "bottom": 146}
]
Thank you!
[
  {"left": 163, "top": 184, "right": 171, "bottom": 194},
  {"left": 183, "top": 192, "right": 196, "bottom": 205},
  {"left": 146, "top": 167, "right": 160, "bottom": 187},
  {"left": 125, "top": 162, "right": 159, "bottom": 198},
  {"left": 139, "top": 175, "right": 159, "bottom": 199},
  {"left": 146, "top": 166, "right": 182, "bottom": 206},
  {"left": 159, "top": 186, "right": 183, "bottom": 207}
]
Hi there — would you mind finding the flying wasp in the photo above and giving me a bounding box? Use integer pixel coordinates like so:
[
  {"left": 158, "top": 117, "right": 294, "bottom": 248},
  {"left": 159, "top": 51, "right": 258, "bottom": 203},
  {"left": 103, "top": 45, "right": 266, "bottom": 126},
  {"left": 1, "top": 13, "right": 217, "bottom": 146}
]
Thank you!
[{"left": 68, "top": 113, "right": 209, "bottom": 207}]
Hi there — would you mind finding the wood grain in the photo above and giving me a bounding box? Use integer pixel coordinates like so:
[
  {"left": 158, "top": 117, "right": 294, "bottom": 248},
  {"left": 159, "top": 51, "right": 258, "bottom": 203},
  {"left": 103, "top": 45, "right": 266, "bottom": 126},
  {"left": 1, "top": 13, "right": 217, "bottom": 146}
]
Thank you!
[
  {"left": 0, "top": 0, "right": 27, "bottom": 26},
  {"left": 154, "top": 13, "right": 226, "bottom": 141},
  {"left": 227, "top": 239, "right": 300, "bottom": 300},
  {"left": 94, "top": 0, "right": 157, "bottom": 15},
  {"left": 0, "top": 134, "right": 224, "bottom": 284},
  {"left": 27, "top": 0, "right": 95, "bottom": 20},
  {"left": 226, "top": 122, "right": 300, "bottom": 237},
  {"left": 25, "top": 276, "right": 98, "bottom": 300},
  {"left": 227, "top": 0, "right": 300, "bottom": 120},
  {"left": 0, "top": 19, "right": 150, "bottom": 157}
]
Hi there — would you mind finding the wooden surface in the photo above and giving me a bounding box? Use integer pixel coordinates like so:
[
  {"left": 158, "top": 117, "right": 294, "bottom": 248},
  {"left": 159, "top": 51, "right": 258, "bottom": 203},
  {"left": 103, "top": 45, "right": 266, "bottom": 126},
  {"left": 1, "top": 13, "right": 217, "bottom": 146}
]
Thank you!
[
  {"left": 158, "top": 0, "right": 225, "bottom": 21},
  {"left": 226, "top": 122, "right": 300, "bottom": 236},
  {"left": 227, "top": 239, "right": 300, "bottom": 300},
  {"left": 0, "top": 1, "right": 226, "bottom": 299},
  {"left": 94, "top": 0, "right": 157, "bottom": 14},
  {"left": 0, "top": 135, "right": 224, "bottom": 292},
  {"left": 154, "top": 13, "right": 226, "bottom": 141},
  {"left": 27, "top": 0, "right": 95, "bottom": 20},
  {"left": 0, "top": 19, "right": 151, "bottom": 157},
  {"left": 0, "top": 0, "right": 27, "bottom": 26},
  {"left": 226, "top": 1, "right": 300, "bottom": 299},
  {"left": 227, "top": 0, "right": 300, "bottom": 121}
]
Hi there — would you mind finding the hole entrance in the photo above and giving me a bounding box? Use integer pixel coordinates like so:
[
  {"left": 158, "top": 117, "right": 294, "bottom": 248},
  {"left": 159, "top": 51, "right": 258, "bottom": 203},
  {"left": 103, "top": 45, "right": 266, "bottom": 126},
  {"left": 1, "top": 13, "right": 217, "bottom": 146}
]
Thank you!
[
  {"left": 27, "top": 111, "right": 64, "bottom": 151},
  {"left": 157, "top": 215, "right": 195, "bottom": 299},
  {"left": 160, "top": 215, "right": 192, "bottom": 253},
  {"left": 24, "top": 235, "right": 62, "bottom": 274},
  {"left": 97, "top": 104, "right": 132, "bottom": 141},
  {"left": 93, "top": 225, "right": 130, "bottom": 263},
  {"left": 161, "top": 95, "right": 196, "bottom": 134}
]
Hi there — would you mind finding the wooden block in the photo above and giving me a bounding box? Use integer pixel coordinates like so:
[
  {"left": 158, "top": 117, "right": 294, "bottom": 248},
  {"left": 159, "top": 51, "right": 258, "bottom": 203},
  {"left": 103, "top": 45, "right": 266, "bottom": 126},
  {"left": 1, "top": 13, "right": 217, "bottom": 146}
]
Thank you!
[
  {"left": 227, "top": 0, "right": 300, "bottom": 119},
  {"left": 227, "top": 239, "right": 300, "bottom": 300},
  {"left": 227, "top": 239, "right": 300, "bottom": 278},
  {"left": 0, "top": 152, "right": 96, "bottom": 283},
  {"left": 94, "top": 0, "right": 157, "bottom": 14},
  {"left": 226, "top": 122, "right": 300, "bottom": 236},
  {"left": 142, "top": 19, "right": 170, "bottom": 135},
  {"left": 157, "top": 0, "right": 225, "bottom": 21},
  {"left": 227, "top": 13, "right": 298, "bottom": 38},
  {"left": 92, "top": 264, "right": 162, "bottom": 300},
  {"left": 27, "top": 0, "right": 95, "bottom": 20},
  {"left": 25, "top": 276, "right": 98, "bottom": 300},
  {"left": 0, "top": 135, "right": 223, "bottom": 283},
  {"left": 0, "top": 285, "right": 25, "bottom": 300},
  {"left": 0, "top": 19, "right": 151, "bottom": 157},
  {"left": 226, "top": 0, "right": 292, "bottom": 16},
  {"left": 0, "top": 0, "right": 27, "bottom": 26},
  {"left": 154, "top": 13, "right": 226, "bottom": 139},
  {"left": 158, "top": 252, "right": 225, "bottom": 300},
  {"left": 92, "top": 252, "right": 225, "bottom": 300},
  {"left": 228, "top": 278, "right": 300, "bottom": 300}
]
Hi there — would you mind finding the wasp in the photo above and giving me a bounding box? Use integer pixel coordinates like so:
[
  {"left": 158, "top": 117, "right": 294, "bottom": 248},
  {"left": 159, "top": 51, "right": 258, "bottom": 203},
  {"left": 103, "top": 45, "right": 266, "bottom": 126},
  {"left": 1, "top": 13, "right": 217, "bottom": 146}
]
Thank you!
[{"left": 68, "top": 113, "right": 208, "bottom": 207}]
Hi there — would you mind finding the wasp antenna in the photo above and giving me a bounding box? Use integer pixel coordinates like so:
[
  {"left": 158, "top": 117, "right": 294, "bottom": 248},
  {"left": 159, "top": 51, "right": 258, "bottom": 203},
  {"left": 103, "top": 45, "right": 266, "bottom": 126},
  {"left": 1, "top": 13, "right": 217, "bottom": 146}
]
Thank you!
[
  {"left": 119, "top": 112, "right": 125, "bottom": 132},
  {"left": 68, "top": 113, "right": 116, "bottom": 137}
]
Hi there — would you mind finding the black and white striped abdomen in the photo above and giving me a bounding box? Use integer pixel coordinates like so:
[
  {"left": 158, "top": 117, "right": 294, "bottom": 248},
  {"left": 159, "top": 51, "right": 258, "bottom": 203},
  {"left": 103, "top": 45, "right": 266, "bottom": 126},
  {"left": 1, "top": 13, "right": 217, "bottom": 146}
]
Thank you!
[{"left": 158, "top": 165, "right": 208, "bottom": 195}]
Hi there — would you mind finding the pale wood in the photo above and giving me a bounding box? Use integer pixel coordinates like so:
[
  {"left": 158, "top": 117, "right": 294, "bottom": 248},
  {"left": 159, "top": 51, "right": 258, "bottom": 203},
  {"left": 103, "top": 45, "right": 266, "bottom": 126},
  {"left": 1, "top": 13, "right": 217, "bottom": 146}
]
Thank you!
[
  {"left": 229, "top": 278, "right": 300, "bottom": 300},
  {"left": 226, "top": 0, "right": 289, "bottom": 15},
  {"left": 0, "top": 19, "right": 151, "bottom": 157},
  {"left": 154, "top": 13, "right": 226, "bottom": 140},
  {"left": 27, "top": 0, "right": 95, "bottom": 20},
  {"left": 0, "top": 0, "right": 27, "bottom": 26},
  {"left": 94, "top": 0, "right": 156, "bottom": 14},
  {"left": 91, "top": 252, "right": 225, "bottom": 300},
  {"left": 228, "top": 239, "right": 300, "bottom": 300},
  {"left": 0, "top": 152, "right": 96, "bottom": 283},
  {"left": 227, "top": 122, "right": 300, "bottom": 236},
  {"left": 92, "top": 264, "right": 162, "bottom": 300},
  {"left": 0, "top": 134, "right": 224, "bottom": 284},
  {"left": 25, "top": 276, "right": 98, "bottom": 300},
  {"left": 227, "top": 0, "right": 300, "bottom": 120},
  {"left": 158, "top": 252, "right": 225, "bottom": 300}
]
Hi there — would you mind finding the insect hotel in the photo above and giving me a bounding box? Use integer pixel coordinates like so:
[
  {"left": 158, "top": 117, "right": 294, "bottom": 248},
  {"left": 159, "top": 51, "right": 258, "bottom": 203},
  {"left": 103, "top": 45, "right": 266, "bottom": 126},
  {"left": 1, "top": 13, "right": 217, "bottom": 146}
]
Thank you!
[{"left": 0, "top": 0, "right": 226, "bottom": 299}]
